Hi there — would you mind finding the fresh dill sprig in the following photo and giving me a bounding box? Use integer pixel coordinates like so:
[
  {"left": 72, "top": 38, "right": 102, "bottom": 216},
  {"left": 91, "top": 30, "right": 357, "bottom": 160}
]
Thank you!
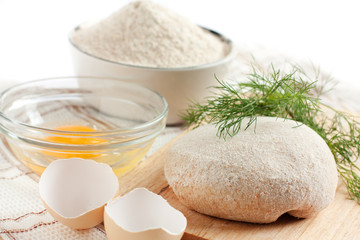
[{"left": 182, "top": 64, "right": 360, "bottom": 203}]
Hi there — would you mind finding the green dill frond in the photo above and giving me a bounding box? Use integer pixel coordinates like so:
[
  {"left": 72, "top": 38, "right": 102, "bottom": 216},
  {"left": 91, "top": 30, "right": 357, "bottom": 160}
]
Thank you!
[{"left": 182, "top": 64, "right": 360, "bottom": 203}]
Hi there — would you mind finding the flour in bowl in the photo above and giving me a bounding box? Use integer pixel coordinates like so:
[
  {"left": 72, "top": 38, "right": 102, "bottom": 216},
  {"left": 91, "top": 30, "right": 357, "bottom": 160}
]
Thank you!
[{"left": 72, "top": 0, "right": 229, "bottom": 68}]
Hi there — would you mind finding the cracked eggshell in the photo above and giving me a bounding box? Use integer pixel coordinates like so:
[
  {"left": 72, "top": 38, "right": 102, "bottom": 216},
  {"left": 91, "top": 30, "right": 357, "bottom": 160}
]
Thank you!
[
  {"left": 39, "top": 158, "right": 119, "bottom": 229},
  {"left": 104, "top": 188, "right": 187, "bottom": 240}
]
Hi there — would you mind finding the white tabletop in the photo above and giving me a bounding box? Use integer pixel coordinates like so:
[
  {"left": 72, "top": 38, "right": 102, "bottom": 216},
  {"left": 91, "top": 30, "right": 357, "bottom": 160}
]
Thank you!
[{"left": 0, "top": 0, "right": 359, "bottom": 90}]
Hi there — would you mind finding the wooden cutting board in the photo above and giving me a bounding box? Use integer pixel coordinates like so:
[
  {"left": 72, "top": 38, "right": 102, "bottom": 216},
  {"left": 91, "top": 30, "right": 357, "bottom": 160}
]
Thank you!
[{"left": 117, "top": 126, "right": 360, "bottom": 240}]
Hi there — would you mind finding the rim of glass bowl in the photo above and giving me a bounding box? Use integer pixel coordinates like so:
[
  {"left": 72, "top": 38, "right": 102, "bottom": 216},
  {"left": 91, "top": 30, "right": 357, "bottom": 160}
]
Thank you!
[
  {"left": 69, "top": 25, "right": 236, "bottom": 71},
  {"left": 0, "top": 76, "right": 169, "bottom": 137}
]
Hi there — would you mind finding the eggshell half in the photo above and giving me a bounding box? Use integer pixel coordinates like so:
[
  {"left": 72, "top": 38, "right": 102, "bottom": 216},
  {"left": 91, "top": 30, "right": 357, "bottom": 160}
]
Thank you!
[
  {"left": 39, "top": 158, "right": 119, "bottom": 229},
  {"left": 104, "top": 187, "right": 187, "bottom": 240}
]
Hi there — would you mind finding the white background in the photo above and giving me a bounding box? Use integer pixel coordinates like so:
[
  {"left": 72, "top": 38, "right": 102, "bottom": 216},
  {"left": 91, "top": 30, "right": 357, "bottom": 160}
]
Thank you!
[{"left": 0, "top": 0, "right": 359, "bottom": 90}]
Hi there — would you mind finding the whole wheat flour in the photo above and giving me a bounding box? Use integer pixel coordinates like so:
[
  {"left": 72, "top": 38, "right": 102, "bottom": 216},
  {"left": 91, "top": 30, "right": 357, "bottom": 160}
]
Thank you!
[{"left": 72, "top": 1, "right": 229, "bottom": 68}]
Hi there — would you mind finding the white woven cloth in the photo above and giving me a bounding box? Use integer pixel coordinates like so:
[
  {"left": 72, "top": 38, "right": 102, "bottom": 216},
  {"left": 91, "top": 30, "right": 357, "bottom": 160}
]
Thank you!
[{"left": 1, "top": 49, "right": 359, "bottom": 239}]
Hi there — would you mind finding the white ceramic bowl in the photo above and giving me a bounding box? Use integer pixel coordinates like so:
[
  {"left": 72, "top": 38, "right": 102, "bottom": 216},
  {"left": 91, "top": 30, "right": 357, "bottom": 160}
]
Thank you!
[{"left": 69, "top": 27, "right": 236, "bottom": 125}]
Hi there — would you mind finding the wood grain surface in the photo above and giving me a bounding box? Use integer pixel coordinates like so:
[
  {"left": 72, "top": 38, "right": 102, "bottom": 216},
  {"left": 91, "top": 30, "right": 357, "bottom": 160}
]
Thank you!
[{"left": 117, "top": 119, "right": 360, "bottom": 240}]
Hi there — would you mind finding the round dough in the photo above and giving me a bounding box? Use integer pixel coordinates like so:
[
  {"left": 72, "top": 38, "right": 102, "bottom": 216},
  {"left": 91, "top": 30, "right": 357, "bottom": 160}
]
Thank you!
[{"left": 164, "top": 117, "right": 338, "bottom": 223}]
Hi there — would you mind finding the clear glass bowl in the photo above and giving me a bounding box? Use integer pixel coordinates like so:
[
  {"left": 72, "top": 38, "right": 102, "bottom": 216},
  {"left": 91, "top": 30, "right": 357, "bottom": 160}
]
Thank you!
[{"left": 0, "top": 77, "right": 168, "bottom": 176}]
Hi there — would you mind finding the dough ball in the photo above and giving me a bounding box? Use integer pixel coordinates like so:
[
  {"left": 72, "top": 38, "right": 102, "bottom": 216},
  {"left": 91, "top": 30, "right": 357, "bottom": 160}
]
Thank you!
[{"left": 164, "top": 117, "right": 338, "bottom": 223}]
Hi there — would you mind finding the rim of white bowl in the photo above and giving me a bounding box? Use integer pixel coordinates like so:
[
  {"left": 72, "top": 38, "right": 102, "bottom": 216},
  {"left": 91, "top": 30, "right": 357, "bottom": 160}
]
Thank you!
[{"left": 69, "top": 25, "right": 236, "bottom": 71}]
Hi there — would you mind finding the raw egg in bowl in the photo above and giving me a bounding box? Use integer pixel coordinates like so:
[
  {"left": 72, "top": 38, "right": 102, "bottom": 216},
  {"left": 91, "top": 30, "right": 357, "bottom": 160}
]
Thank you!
[{"left": 0, "top": 77, "right": 168, "bottom": 175}]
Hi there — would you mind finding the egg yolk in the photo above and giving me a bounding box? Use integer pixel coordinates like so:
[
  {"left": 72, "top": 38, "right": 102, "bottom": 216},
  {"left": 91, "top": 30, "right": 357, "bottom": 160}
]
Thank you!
[{"left": 43, "top": 125, "right": 105, "bottom": 159}]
